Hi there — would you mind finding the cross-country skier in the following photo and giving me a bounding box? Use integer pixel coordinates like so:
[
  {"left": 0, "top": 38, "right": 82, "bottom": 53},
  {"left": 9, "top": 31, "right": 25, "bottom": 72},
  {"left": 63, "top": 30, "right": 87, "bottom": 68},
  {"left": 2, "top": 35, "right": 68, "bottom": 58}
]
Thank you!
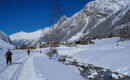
[
  {"left": 5, "top": 49, "right": 12, "bottom": 65},
  {"left": 27, "top": 49, "right": 30, "bottom": 56}
]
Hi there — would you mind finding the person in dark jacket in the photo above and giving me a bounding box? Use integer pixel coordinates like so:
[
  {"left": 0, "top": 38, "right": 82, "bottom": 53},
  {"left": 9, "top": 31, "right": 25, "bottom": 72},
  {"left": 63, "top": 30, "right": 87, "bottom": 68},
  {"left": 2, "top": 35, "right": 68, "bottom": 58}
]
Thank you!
[
  {"left": 5, "top": 49, "right": 12, "bottom": 65},
  {"left": 27, "top": 49, "right": 30, "bottom": 56}
]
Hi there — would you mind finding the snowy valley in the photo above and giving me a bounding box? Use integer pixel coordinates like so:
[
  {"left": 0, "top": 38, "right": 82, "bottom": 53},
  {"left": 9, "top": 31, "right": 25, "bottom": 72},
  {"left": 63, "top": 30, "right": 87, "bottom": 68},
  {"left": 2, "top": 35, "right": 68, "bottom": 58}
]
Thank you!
[
  {"left": 1, "top": 37, "right": 130, "bottom": 80},
  {"left": 0, "top": 0, "right": 130, "bottom": 80}
]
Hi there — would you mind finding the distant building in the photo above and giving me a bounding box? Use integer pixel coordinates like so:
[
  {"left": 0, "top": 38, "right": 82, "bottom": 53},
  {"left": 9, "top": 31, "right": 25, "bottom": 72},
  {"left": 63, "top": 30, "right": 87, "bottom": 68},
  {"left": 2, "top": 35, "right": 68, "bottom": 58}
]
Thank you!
[
  {"left": 51, "top": 41, "right": 60, "bottom": 47},
  {"left": 60, "top": 41, "right": 76, "bottom": 47},
  {"left": 28, "top": 46, "right": 36, "bottom": 49},
  {"left": 36, "top": 42, "right": 49, "bottom": 48},
  {"left": 16, "top": 45, "right": 27, "bottom": 49},
  {"left": 75, "top": 38, "right": 94, "bottom": 45}
]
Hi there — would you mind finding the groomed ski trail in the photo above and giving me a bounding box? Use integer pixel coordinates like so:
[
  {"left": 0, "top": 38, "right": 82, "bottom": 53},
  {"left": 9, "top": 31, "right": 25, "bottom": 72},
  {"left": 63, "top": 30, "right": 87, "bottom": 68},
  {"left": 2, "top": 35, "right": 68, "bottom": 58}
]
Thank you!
[
  {"left": 0, "top": 51, "right": 85, "bottom": 80},
  {"left": 0, "top": 55, "right": 28, "bottom": 80},
  {"left": 18, "top": 55, "right": 40, "bottom": 80},
  {"left": 33, "top": 53, "right": 85, "bottom": 80}
]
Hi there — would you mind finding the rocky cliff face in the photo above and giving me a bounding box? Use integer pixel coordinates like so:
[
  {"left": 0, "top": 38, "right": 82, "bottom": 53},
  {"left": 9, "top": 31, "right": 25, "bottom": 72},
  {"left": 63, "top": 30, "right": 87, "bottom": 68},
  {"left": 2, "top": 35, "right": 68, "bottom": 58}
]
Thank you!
[
  {"left": 86, "top": 4, "right": 130, "bottom": 38},
  {"left": 0, "top": 30, "right": 12, "bottom": 44}
]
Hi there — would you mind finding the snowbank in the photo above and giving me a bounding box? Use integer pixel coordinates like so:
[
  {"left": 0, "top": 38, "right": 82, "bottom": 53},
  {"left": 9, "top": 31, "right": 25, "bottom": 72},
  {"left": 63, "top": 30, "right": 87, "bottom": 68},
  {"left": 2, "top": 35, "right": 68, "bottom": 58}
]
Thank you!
[{"left": 57, "top": 37, "right": 130, "bottom": 76}]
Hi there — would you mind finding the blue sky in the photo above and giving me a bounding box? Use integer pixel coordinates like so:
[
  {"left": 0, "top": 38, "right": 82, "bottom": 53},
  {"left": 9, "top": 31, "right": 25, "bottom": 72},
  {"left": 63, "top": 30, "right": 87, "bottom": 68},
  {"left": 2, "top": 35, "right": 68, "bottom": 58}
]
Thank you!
[{"left": 0, "top": 0, "right": 92, "bottom": 35}]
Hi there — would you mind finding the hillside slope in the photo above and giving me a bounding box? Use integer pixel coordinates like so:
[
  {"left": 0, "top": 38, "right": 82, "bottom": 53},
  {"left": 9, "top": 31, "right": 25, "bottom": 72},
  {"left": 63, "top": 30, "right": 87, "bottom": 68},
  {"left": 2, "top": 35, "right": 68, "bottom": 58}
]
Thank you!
[
  {"left": 0, "top": 30, "right": 12, "bottom": 44},
  {"left": 42, "top": 0, "right": 130, "bottom": 41},
  {"left": 56, "top": 37, "right": 130, "bottom": 76},
  {"left": 0, "top": 39, "right": 14, "bottom": 50}
]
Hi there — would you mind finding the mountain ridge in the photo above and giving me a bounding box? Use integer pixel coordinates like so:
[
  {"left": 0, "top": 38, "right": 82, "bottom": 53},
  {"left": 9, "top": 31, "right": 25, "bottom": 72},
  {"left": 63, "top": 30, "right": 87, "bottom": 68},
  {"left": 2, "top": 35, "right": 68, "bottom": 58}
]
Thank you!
[{"left": 10, "top": 0, "right": 130, "bottom": 46}]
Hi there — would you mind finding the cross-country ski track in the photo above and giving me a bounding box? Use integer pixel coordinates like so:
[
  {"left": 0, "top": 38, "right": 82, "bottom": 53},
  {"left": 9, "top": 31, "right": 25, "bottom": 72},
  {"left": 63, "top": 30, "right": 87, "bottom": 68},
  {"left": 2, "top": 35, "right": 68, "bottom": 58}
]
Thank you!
[
  {"left": 0, "top": 51, "right": 84, "bottom": 80},
  {"left": 0, "top": 54, "right": 28, "bottom": 80}
]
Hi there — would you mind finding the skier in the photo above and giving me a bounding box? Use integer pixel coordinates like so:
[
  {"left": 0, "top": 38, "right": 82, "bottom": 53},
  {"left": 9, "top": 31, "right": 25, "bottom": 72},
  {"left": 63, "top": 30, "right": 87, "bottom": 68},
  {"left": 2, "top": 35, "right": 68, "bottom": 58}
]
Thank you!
[
  {"left": 40, "top": 50, "right": 42, "bottom": 53},
  {"left": 5, "top": 49, "right": 12, "bottom": 65},
  {"left": 27, "top": 49, "right": 30, "bottom": 56}
]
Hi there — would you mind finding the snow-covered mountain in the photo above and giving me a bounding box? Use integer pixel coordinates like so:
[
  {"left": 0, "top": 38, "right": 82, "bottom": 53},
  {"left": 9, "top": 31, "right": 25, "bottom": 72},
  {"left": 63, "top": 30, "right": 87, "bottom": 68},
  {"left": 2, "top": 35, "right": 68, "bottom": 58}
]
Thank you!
[
  {"left": 86, "top": 3, "right": 130, "bottom": 38},
  {"left": 10, "top": 0, "right": 130, "bottom": 46},
  {"left": 0, "top": 30, "right": 12, "bottom": 44},
  {"left": 42, "top": 0, "right": 130, "bottom": 41},
  {"left": 10, "top": 27, "right": 50, "bottom": 46}
]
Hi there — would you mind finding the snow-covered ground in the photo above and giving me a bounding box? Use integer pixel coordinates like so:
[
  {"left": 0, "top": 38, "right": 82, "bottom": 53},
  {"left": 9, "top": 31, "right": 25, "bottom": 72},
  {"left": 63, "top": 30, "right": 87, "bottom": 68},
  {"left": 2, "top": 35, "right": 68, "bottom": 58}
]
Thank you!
[
  {"left": 0, "top": 37, "right": 130, "bottom": 80},
  {"left": 0, "top": 39, "right": 14, "bottom": 57},
  {"left": 0, "top": 38, "right": 84, "bottom": 80},
  {"left": 55, "top": 37, "right": 130, "bottom": 76},
  {"left": 0, "top": 47, "right": 84, "bottom": 80},
  {"left": 0, "top": 50, "right": 85, "bottom": 80},
  {"left": 33, "top": 53, "right": 84, "bottom": 80},
  {"left": 0, "top": 50, "right": 28, "bottom": 80}
]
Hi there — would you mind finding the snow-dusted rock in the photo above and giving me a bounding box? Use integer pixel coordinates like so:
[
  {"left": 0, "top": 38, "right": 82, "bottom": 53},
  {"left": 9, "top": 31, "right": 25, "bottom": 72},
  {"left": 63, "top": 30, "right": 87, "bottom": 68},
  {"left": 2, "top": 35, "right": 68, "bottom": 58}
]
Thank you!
[
  {"left": 0, "top": 39, "right": 14, "bottom": 50},
  {"left": 0, "top": 30, "right": 12, "bottom": 44},
  {"left": 38, "top": 0, "right": 129, "bottom": 43}
]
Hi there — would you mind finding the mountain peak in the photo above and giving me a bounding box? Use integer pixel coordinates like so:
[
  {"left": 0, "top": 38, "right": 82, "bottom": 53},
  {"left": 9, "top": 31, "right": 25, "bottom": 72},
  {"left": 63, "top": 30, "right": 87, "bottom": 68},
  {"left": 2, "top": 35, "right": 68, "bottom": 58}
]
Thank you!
[
  {"left": 58, "top": 15, "right": 68, "bottom": 23},
  {"left": 84, "top": 0, "right": 129, "bottom": 14},
  {"left": 60, "top": 15, "right": 67, "bottom": 20},
  {"left": 10, "top": 28, "right": 50, "bottom": 46}
]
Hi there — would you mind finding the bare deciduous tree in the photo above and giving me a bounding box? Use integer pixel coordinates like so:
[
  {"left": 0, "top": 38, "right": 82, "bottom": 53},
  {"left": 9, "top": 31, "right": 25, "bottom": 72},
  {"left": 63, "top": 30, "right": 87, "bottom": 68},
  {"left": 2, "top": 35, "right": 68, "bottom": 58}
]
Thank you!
[{"left": 48, "top": 0, "right": 64, "bottom": 59}]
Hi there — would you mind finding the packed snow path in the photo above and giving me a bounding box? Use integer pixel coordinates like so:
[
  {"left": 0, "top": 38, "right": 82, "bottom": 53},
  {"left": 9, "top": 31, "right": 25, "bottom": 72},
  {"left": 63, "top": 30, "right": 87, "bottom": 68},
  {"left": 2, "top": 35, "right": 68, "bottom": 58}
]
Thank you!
[
  {"left": 0, "top": 51, "right": 84, "bottom": 80},
  {"left": 33, "top": 53, "right": 84, "bottom": 80}
]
